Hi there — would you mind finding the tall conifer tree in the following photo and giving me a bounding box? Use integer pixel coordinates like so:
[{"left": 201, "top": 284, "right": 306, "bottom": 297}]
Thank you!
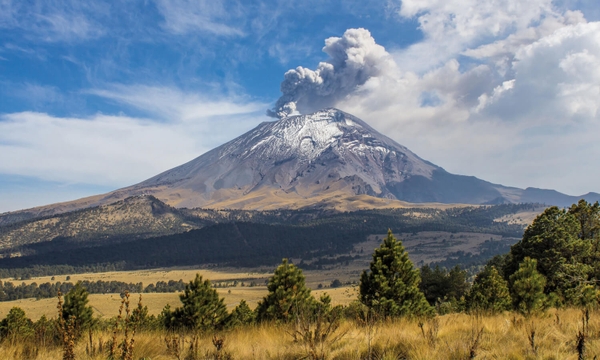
[
  {"left": 62, "top": 283, "right": 94, "bottom": 337},
  {"left": 359, "top": 230, "right": 432, "bottom": 317},
  {"left": 172, "top": 274, "right": 228, "bottom": 331},
  {"left": 466, "top": 266, "right": 512, "bottom": 313},
  {"left": 256, "top": 259, "right": 315, "bottom": 322},
  {"left": 510, "top": 257, "right": 547, "bottom": 315}
]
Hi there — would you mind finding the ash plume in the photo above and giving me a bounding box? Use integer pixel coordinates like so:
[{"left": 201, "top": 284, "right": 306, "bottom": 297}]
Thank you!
[{"left": 268, "top": 28, "right": 393, "bottom": 118}]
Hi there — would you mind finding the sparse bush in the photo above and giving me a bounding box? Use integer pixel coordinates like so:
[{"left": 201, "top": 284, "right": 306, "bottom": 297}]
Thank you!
[{"left": 291, "top": 293, "right": 346, "bottom": 360}]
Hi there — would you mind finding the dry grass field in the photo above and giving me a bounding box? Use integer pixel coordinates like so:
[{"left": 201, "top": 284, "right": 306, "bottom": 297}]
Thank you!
[
  {"left": 3, "top": 265, "right": 362, "bottom": 288},
  {"left": 0, "top": 265, "right": 359, "bottom": 321},
  {"left": 0, "top": 308, "right": 599, "bottom": 359},
  {"left": 0, "top": 286, "right": 357, "bottom": 321},
  {"left": 493, "top": 205, "right": 547, "bottom": 225}
]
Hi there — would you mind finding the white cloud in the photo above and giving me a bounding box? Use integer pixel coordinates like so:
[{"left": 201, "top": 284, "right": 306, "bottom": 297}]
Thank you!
[
  {"left": 270, "top": 2, "right": 600, "bottom": 195},
  {"left": 87, "top": 84, "right": 265, "bottom": 123},
  {"left": 394, "top": 0, "right": 556, "bottom": 73},
  {"left": 475, "top": 79, "right": 515, "bottom": 112},
  {"left": 154, "top": 0, "right": 244, "bottom": 36},
  {"left": 0, "top": 112, "right": 194, "bottom": 185},
  {"left": 484, "top": 21, "right": 600, "bottom": 123},
  {"left": 0, "top": 1, "right": 105, "bottom": 42},
  {"left": 0, "top": 88, "right": 268, "bottom": 187}
]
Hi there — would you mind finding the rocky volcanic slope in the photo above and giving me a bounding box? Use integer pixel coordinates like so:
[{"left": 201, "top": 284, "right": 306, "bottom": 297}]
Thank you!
[
  {"left": 128, "top": 108, "right": 441, "bottom": 207},
  {"left": 0, "top": 196, "right": 207, "bottom": 252},
  {"left": 1, "top": 108, "right": 599, "bottom": 225},
  {"left": 116, "top": 108, "right": 600, "bottom": 208}
]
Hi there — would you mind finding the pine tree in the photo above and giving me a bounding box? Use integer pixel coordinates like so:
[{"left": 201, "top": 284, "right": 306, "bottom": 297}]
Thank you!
[
  {"left": 570, "top": 200, "right": 600, "bottom": 282},
  {"left": 62, "top": 283, "right": 94, "bottom": 337},
  {"left": 359, "top": 230, "right": 432, "bottom": 317},
  {"left": 420, "top": 265, "right": 469, "bottom": 305},
  {"left": 172, "top": 274, "right": 228, "bottom": 331},
  {"left": 569, "top": 200, "right": 600, "bottom": 241},
  {"left": 226, "top": 300, "right": 255, "bottom": 327},
  {"left": 255, "top": 258, "right": 315, "bottom": 322},
  {"left": 0, "top": 307, "right": 33, "bottom": 343},
  {"left": 466, "top": 266, "right": 512, "bottom": 314},
  {"left": 506, "top": 206, "right": 590, "bottom": 295},
  {"left": 510, "top": 257, "right": 547, "bottom": 315},
  {"left": 130, "top": 296, "right": 152, "bottom": 330},
  {"left": 506, "top": 205, "right": 597, "bottom": 305},
  {"left": 158, "top": 304, "right": 175, "bottom": 330}
]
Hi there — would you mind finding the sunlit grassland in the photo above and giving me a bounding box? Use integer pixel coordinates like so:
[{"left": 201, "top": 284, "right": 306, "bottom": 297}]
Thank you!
[
  {"left": 0, "top": 308, "right": 598, "bottom": 359},
  {"left": 0, "top": 286, "right": 357, "bottom": 321}
]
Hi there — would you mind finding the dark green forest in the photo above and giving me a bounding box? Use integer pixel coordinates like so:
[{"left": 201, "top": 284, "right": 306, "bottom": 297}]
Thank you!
[
  {"left": 0, "top": 204, "right": 531, "bottom": 276},
  {"left": 0, "top": 279, "right": 187, "bottom": 302}
]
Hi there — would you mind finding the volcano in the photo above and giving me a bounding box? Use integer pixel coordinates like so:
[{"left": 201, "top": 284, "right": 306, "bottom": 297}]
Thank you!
[{"left": 119, "top": 108, "right": 599, "bottom": 208}]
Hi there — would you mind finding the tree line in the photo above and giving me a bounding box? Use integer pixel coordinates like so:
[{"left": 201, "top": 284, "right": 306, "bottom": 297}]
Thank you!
[{"left": 0, "top": 279, "right": 187, "bottom": 302}]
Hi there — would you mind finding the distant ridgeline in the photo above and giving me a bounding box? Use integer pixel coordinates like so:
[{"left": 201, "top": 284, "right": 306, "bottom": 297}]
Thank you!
[{"left": 0, "top": 203, "right": 533, "bottom": 276}]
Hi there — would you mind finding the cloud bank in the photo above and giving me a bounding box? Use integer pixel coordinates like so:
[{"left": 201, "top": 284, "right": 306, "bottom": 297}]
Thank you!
[
  {"left": 270, "top": 2, "right": 600, "bottom": 195},
  {"left": 0, "top": 86, "right": 267, "bottom": 188}
]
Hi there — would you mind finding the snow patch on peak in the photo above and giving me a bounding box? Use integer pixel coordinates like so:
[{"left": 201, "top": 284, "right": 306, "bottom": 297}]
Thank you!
[{"left": 227, "top": 108, "right": 419, "bottom": 168}]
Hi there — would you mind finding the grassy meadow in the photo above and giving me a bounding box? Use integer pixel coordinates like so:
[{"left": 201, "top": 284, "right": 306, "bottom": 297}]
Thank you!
[
  {"left": 0, "top": 286, "right": 357, "bottom": 321},
  {"left": 0, "top": 307, "right": 598, "bottom": 359},
  {"left": 0, "top": 267, "right": 358, "bottom": 320}
]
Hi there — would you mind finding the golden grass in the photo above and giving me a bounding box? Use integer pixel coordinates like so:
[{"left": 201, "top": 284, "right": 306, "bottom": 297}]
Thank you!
[
  {"left": 0, "top": 266, "right": 360, "bottom": 322},
  {"left": 199, "top": 187, "right": 472, "bottom": 212},
  {"left": 493, "top": 205, "right": 547, "bottom": 225},
  {"left": 1, "top": 308, "right": 600, "bottom": 359},
  {"left": 0, "top": 286, "right": 356, "bottom": 321}
]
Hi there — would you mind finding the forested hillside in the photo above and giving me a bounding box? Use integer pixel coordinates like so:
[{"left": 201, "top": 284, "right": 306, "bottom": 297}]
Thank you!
[{"left": 0, "top": 202, "right": 533, "bottom": 274}]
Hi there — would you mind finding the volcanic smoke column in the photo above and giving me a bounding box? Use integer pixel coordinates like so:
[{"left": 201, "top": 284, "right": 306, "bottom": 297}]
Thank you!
[{"left": 268, "top": 28, "right": 395, "bottom": 118}]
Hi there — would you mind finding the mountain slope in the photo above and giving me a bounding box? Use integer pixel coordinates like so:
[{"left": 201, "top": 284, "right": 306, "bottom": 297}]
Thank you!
[
  {"left": 116, "top": 108, "right": 594, "bottom": 208},
  {"left": 121, "top": 108, "right": 441, "bottom": 207},
  {"left": 0, "top": 196, "right": 207, "bottom": 253}
]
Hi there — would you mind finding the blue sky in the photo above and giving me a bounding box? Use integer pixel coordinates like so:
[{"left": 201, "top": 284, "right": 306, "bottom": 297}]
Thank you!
[{"left": 1, "top": 0, "right": 599, "bottom": 212}]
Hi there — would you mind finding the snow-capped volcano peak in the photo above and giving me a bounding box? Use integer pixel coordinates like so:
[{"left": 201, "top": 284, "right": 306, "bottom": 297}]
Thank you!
[
  {"left": 88, "top": 106, "right": 593, "bottom": 211},
  {"left": 223, "top": 108, "right": 348, "bottom": 161},
  {"left": 130, "top": 108, "right": 439, "bottom": 208},
  {"left": 219, "top": 108, "right": 433, "bottom": 175}
]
